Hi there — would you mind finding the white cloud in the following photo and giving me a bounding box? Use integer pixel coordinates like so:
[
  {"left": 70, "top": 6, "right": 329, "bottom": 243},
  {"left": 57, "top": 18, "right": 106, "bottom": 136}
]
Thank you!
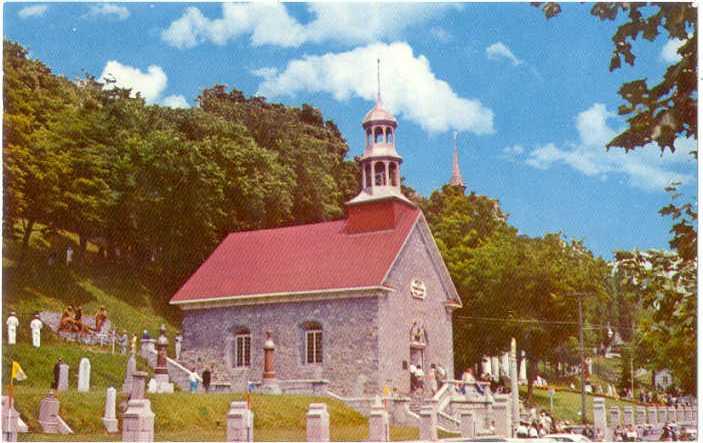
[
  {"left": 524, "top": 103, "right": 696, "bottom": 192},
  {"left": 84, "top": 3, "right": 130, "bottom": 20},
  {"left": 161, "top": 95, "right": 190, "bottom": 109},
  {"left": 486, "top": 42, "right": 522, "bottom": 66},
  {"left": 161, "top": 3, "right": 454, "bottom": 49},
  {"left": 255, "top": 42, "right": 494, "bottom": 135},
  {"left": 502, "top": 145, "right": 525, "bottom": 158},
  {"left": 18, "top": 4, "right": 48, "bottom": 19},
  {"left": 99, "top": 61, "right": 167, "bottom": 104},
  {"left": 430, "top": 27, "right": 452, "bottom": 44},
  {"left": 660, "top": 38, "right": 685, "bottom": 63}
]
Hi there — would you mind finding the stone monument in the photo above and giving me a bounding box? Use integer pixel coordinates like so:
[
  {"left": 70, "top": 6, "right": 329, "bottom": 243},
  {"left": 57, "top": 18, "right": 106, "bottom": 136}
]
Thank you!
[
  {"left": 131, "top": 371, "right": 148, "bottom": 400},
  {"left": 152, "top": 325, "right": 174, "bottom": 392},
  {"left": 78, "top": 358, "right": 91, "bottom": 392},
  {"left": 122, "top": 399, "right": 155, "bottom": 442},
  {"left": 38, "top": 391, "right": 73, "bottom": 434},
  {"left": 226, "top": 400, "right": 254, "bottom": 442},
  {"left": 368, "top": 396, "right": 389, "bottom": 442},
  {"left": 102, "top": 387, "right": 119, "bottom": 433},
  {"left": 260, "top": 331, "right": 281, "bottom": 394},
  {"left": 122, "top": 354, "right": 137, "bottom": 393},
  {"left": 493, "top": 394, "right": 512, "bottom": 437},
  {"left": 57, "top": 363, "right": 69, "bottom": 391},
  {"left": 306, "top": 403, "right": 330, "bottom": 442}
]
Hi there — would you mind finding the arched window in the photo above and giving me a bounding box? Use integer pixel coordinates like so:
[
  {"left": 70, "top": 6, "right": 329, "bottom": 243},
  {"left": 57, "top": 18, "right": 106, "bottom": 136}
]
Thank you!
[
  {"left": 374, "top": 127, "right": 384, "bottom": 144},
  {"left": 386, "top": 128, "right": 393, "bottom": 144},
  {"left": 374, "top": 162, "right": 386, "bottom": 186},
  {"left": 389, "top": 162, "right": 398, "bottom": 186},
  {"left": 365, "top": 163, "right": 372, "bottom": 188},
  {"left": 366, "top": 129, "right": 372, "bottom": 146},
  {"left": 303, "top": 322, "right": 322, "bottom": 364},
  {"left": 234, "top": 328, "right": 251, "bottom": 368}
]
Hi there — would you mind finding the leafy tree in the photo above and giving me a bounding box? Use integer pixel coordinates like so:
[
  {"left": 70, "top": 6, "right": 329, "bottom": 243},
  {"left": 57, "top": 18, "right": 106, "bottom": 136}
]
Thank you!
[{"left": 535, "top": 2, "right": 696, "bottom": 153}]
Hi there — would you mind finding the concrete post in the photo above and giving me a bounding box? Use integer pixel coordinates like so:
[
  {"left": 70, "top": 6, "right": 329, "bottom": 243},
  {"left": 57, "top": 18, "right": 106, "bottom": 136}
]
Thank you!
[
  {"left": 623, "top": 406, "right": 633, "bottom": 426},
  {"left": 2, "top": 396, "right": 19, "bottom": 442},
  {"left": 459, "top": 409, "right": 475, "bottom": 439},
  {"left": 635, "top": 406, "right": 646, "bottom": 426},
  {"left": 667, "top": 406, "right": 677, "bottom": 423},
  {"left": 646, "top": 407, "right": 657, "bottom": 425},
  {"left": 609, "top": 406, "right": 621, "bottom": 429},
  {"left": 419, "top": 401, "right": 438, "bottom": 442},
  {"left": 226, "top": 401, "right": 254, "bottom": 442},
  {"left": 592, "top": 397, "right": 607, "bottom": 441},
  {"left": 492, "top": 394, "right": 512, "bottom": 438},
  {"left": 102, "top": 387, "right": 119, "bottom": 433},
  {"left": 657, "top": 406, "right": 667, "bottom": 424},
  {"left": 306, "top": 403, "right": 330, "bottom": 442},
  {"left": 676, "top": 407, "right": 685, "bottom": 423},
  {"left": 368, "top": 396, "right": 390, "bottom": 442},
  {"left": 509, "top": 338, "right": 519, "bottom": 426},
  {"left": 122, "top": 399, "right": 154, "bottom": 442}
]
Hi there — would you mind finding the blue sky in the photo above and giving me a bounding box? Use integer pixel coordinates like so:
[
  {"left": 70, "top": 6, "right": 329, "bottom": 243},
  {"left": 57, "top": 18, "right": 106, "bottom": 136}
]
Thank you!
[{"left": 5, "top": 2, "right": 697, "bottom": 259}]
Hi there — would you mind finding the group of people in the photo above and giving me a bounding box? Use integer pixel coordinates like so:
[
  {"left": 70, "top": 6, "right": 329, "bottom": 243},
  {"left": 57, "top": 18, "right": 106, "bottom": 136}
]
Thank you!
[
  {"left": 514, "top": 410, "right": 555, "bottom": 438},
  {"left": 409, "top": 362, "right": 448, "bottom": 395},
  {"left": 58, "top": 305, "right": 108, "bottom": 334},
  {"left": 6, "top": 311, "right": 44, "bottom": 347}
]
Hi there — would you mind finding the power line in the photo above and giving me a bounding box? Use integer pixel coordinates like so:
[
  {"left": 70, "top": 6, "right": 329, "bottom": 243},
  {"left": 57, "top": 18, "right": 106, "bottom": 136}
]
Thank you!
[{"left": 454, "top": 315, "right": 609, "bottom": 330}]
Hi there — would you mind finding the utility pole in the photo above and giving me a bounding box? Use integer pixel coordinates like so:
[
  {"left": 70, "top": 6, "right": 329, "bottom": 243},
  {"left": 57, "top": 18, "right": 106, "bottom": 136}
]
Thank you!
[
  {"left": 577, "top": 293, "right": 586, "bottom": 424},
  {"left": 568, "top": 291, "right": 589, "bottom": 424}
]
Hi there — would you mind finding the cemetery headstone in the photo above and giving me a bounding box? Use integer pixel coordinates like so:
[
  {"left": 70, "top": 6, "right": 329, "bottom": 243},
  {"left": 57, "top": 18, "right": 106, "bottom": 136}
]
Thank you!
[
  {"left": 78, "top": 358, "right": 91, "bottom": 392},
  {"left": 57, "top": 364, "right": 69, "bottom": 391},
  {"left": 306, "top": 403, "right": 330, "bottom": 442},
  {"left": 227, "top": 400, "right": 254, "bottom": 442},
  {"left": 102, "top": 387, "right": 118, "bottom": 433},
  {"left": 38, "top": 391, "right": 72, "bottom": 434}
]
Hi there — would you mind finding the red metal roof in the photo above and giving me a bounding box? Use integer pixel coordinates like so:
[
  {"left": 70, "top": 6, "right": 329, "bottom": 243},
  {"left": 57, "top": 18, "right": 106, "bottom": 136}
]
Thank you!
[{"left": 170, "top": 202, "right": 420, "bottom": 304}]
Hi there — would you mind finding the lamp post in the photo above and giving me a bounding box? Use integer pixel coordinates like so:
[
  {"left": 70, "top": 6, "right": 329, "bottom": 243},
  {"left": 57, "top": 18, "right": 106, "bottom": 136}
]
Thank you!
[{"left": 567, "top": 292, "right": 589, "bottom": 424}]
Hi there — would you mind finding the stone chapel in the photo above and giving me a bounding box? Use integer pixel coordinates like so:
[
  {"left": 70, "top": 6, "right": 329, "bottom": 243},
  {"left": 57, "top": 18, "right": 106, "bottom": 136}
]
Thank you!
[{"left": 170, "top": 83, "right": 463, "bottom": 396}]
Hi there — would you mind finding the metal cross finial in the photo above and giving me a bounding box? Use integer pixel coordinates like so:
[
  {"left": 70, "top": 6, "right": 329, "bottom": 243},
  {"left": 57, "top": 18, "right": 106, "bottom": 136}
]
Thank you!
[{"left": 376, "top": 58, "right": 381, "bottom": 103}]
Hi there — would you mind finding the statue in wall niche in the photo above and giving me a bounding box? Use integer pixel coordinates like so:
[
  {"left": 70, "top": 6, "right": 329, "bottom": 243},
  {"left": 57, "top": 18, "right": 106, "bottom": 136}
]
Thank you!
[{"left": 410, "top": 321, "right": 426, "bottom": 345}]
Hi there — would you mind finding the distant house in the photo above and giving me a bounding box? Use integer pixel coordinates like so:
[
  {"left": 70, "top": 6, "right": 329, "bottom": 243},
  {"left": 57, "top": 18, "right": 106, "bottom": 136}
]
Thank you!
[
  {"left": 654, "top": 369, "right": 674, "bottom": 391},
  {"left": 169, "top": 91, "right": 463, "bottom": 396}
]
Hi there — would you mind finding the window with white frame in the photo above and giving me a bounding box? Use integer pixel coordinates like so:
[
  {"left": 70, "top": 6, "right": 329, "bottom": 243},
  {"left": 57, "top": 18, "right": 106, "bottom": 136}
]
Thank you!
[
  {"left": 305, "top": 328, "right": 323, "bottom": 364},
  {"left": 234, "top": 332, "right": 251, "bottom": 368}
]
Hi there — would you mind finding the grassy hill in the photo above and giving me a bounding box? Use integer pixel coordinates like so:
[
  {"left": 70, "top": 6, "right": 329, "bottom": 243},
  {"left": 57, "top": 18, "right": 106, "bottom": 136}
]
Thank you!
[{"left": 3, "top": 228, "right": 182, "bottom": 344}]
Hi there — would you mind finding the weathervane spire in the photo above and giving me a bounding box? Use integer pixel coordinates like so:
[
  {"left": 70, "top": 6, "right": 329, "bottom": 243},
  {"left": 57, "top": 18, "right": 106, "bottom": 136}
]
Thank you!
[
  {"left": 376, "top": 58, "right": 381, "bottom": 103},
  {"left": 450, "top": 131, "right": 466, "bottom": 192}
]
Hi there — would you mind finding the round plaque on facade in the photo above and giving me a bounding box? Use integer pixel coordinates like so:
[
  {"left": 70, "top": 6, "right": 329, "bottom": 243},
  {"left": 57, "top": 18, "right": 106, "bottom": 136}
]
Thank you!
[{"left": 410, "top": 279, "right": 426, "bottom": 299}]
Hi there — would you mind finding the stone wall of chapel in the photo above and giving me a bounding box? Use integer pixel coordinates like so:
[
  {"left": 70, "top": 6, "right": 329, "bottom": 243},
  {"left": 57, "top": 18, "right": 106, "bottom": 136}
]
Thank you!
[
  {"left": 181, "top": 296, "right": 381, "bottom": 396},
  {"left": 378, "top": 221, "right": 456, "bottom": 394}
]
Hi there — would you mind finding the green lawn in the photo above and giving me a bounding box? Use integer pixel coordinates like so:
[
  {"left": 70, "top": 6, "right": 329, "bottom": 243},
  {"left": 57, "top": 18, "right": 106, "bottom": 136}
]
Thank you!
[
  {"left": 11, "top": 388, "right": 419, "bottom": 441},
  {"left": 524, "top": 385, "right": 640, "bottom": 423}
]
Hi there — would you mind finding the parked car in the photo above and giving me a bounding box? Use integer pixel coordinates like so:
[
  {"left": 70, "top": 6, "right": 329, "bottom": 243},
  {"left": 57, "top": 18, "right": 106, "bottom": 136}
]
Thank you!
[{"left": 544, "top": 433, "right": 592, "bottom": 442}]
